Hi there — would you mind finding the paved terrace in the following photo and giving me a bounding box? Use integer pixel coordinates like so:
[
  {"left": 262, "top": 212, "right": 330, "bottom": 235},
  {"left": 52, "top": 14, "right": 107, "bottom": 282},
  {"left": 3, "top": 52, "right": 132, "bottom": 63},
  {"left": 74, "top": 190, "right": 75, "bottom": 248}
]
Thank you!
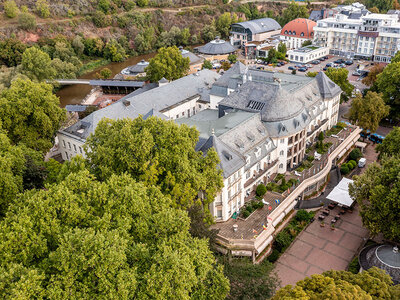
[
  {"left": 212, "top": 125, "right": 361, "bottom": 256},
  {"left": 275, "top": 205, "right": 369, "bottom": 287}
]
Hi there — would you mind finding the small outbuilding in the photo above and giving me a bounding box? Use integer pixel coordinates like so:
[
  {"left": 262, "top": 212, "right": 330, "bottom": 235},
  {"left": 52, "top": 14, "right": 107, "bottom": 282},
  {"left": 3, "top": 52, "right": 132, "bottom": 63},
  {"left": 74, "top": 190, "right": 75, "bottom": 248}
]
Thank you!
[{"left": 197, "top": 37, "right": 236, "bottom": 61}]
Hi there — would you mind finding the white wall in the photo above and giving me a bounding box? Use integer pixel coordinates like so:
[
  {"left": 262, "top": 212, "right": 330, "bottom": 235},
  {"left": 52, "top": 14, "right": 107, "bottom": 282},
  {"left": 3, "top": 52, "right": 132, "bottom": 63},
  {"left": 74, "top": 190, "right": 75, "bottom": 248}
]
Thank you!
[{"left": 58, "top": 133, "right": 86, "bottom": 161}]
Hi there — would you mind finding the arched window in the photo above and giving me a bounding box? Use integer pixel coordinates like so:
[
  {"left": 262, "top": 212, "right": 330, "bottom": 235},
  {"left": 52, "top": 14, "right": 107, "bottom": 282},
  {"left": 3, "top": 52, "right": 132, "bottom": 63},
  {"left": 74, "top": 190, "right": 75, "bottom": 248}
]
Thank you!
[
  {"left": 301, "top": 32, "right": 304, "bottom": 37},
  {"left": 285, "top": 30, "right": 288, "bottom": 34},
  {"left": 289, "top": 30, "right": 292, "bottom": 35},
  {"left": 293, "top": 31, "right": 296, "bottom": 35},
  {"left": 279, "top": 164, "right": 283, "bottom": 169},
  {"left": 280, "top": 150, "right": 284, "bottom": 156}
]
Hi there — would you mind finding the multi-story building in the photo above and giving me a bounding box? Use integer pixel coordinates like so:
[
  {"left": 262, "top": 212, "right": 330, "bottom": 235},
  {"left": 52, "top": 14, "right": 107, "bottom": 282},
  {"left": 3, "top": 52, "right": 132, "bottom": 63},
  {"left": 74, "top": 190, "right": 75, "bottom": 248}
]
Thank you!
[
  {"left": 314, "top": 12, "right": 400, "bottom": 62},
  {"left": 178, "top": 63, "right": 341, "bottom": 222},
  {"left": 58, "top": 62, "right": 342, "bottom": 224},
  {"left": 280, "top": 18, "right": 317, "bottom": 49},
  {"left": 230, "top": 18, "right": 282, "bottom": 47}
]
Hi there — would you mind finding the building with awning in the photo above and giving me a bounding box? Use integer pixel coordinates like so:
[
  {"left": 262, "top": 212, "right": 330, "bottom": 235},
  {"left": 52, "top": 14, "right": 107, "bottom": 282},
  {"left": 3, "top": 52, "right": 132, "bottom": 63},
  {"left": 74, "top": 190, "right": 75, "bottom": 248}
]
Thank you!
[{"left": 326, "top": 177, "right": 354, "bottom": 207}]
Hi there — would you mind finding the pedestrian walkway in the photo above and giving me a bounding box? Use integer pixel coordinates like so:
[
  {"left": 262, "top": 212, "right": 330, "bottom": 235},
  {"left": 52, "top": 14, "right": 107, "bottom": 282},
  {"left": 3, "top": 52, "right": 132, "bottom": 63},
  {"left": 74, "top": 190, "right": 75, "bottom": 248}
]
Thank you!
[{"left": 274, "top": 205, "right": 369, "bottom": 287}]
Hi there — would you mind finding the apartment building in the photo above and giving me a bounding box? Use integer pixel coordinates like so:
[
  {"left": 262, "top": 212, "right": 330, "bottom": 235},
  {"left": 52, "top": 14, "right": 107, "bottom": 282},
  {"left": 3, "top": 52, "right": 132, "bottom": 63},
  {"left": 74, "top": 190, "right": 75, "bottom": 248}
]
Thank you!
[{"left": 314, "top": 12, "right": 400, "bottom": 62}]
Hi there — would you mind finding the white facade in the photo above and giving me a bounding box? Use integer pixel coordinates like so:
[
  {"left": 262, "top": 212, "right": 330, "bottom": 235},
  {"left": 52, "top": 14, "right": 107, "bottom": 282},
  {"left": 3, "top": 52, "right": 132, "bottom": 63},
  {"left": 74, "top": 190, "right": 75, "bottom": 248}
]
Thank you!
[
  {"left": 280, "top": 35, "right": 310, "bottom": 50},
  {"left": 314, "top": 12, "right": 400, "bottom": 62},
  {"left": 287, "top": 46, "right": 329, "bottom": 63}
]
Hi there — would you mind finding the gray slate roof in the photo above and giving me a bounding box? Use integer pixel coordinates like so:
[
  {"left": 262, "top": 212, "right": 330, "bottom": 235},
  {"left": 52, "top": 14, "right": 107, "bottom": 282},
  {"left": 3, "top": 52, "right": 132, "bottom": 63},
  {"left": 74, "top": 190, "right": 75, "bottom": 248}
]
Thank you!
[
  {"left": 198, "top": 135, "right": 245, "bottom": 178},
  {"left": 181, "top": 49, "right": 203, "bottom": 65},
  {"left": 61, "top": 70, "right": 220, "bottom": 140},
  {"left": 315, "top": 72, "right": 342, "bottom": 99},
  {"left": 232, "top": 18, "right": 281, "bottom": 34},
  {"left": 199, "top": 39, "right": 236, "bottom": 55}
]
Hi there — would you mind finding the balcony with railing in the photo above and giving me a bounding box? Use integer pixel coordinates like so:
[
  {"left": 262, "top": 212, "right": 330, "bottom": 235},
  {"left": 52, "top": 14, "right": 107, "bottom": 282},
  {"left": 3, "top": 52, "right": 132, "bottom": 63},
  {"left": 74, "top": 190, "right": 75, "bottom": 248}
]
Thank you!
[{"left": 244, "top": 159, "right": 279, "bottom": 189}]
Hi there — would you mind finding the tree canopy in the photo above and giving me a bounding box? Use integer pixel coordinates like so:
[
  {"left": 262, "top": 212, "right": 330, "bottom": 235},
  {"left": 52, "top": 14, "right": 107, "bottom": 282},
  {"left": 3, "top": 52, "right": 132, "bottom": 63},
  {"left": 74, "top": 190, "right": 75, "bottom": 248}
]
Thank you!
[
  {"left": 362, "top": 64, "right": 384, "bottom": 87},
  {"left": 0, "top": 170, "right": 229, "bottom": 299},
  {"left": 349, "top": 156, "right": 400, "bottom": 242},
  {"left": 376, "top": 126, "right": 400, "bottom": 157},
  {"left": 273, "top": 268, "right": 400, "bottom": 299},
  {"left": 0, "top": 78, "right": 65, "bottom": 153},
  {"left": 349, "top": 91, "right": 389, "bottom": 133},
  {"left": 85, "top": 117, "right": 223, "bottom": 216},
  {"left": 278, "top": 1, "right": 309, "bottom": 26},
  {"left": 145, "top": 46, "right": 190, "bottom": 82},
  {"left": 216, "top": 12, "right": 239, "bottom": 39},
  {"left": 365, "top": 0, "right": 394, "bottom": 13},
  {"left": 21, "top": 47, "right": 57, "bottom": 82},
  {"left": 376, "top": 61, "right": 400, "bottom": 118},
  {"left": 325, "top": 67, "right": 354, "bottom": 102}
]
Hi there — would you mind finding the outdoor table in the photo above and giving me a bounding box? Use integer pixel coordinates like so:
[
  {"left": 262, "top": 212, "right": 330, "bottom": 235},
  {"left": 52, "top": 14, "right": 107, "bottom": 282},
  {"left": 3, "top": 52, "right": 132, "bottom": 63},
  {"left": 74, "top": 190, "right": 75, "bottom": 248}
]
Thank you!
[
  {"left": 318, "top": 215, "right": 325, "bottom": 220},
  {"left": 340, "top": 209, "right": 346, "bottom": 215},
  {"left": 328, "top": 203, "right": 335, "bottom": 209},
  {"left": 335, "top": 215, "right": 340, "bottom": 220},
  {"left": 322, "top": 210, "right": 330, "bottom": 216},
  {"left": 331, "top": 219, "right": 337, "bottom": 224}
]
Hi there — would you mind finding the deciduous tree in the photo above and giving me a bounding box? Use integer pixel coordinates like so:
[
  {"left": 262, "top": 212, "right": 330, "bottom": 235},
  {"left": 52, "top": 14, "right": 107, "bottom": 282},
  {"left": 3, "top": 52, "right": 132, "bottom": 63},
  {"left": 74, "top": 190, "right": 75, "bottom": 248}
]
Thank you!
[
  {"left": 36, "top": 0, "right": 50, "bottom": 18},
  {"left": 0, "top": 38, "right": 27, "bottom": 67},
  {"left": 18, "top": 12, "right": 36, "bottom": 30},
  {"left": 279, "top": 1, "right": 309, "bottom": 26},
  {"left": 216, "top": 12, "right": 238, "bottom": 38},
  {"left": 145, "top": 46, "right": 190, "bottom": 82},
  {"left": 376, "top": 61, "right": 400, "bottom": 118},
  {"left": 349, "top": 156, "right": 400, "bottom": 242},
  {"left": 365, "top": 0, "right": 393, "bottom": 13},
  {"left": 0, "top": 171, "right": 229, "bottom": 299},
  {"left": 362, "top": 64, "right": 384, "bottom": 86},
  {"left": 273, "top": 268, "right": 399, "bottom": 299},
  {"left": 4, "top": 0, "right": 19, "bottom": 18},
  {"left": 376, "top": 126, "right": 400, "bottom": 157},
  {"left": 0, "top": 78, "right": 65, "bottom": 153},
  {"left": 85, "top": 117, "right": 223, "bottom": 214},
  {"left": 349, "top": 91, "right": 389, "bottom": 133},
  {"left": 21, "top": 47, "right": 56, "bottom": 81},
  {"left": 325, "top": 67, "right": 354, "bottom": 102}
]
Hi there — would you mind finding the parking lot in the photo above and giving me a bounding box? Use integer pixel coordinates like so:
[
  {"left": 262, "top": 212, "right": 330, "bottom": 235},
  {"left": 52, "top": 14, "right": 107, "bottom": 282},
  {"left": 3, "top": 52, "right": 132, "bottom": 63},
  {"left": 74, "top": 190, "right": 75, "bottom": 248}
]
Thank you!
[{"left": 248, "top": 55, "right": 372, "bottom": 90}]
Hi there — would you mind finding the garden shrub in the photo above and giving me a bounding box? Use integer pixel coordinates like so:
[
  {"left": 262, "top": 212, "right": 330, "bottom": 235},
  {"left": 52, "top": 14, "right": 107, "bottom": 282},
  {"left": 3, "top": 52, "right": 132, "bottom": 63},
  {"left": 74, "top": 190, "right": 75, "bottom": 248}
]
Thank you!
[
  {"left": 318, "top": 131, "right": 324, "bottom": 141},
  {"left": 275, "top": 173, "right": 285, "bottom": 182},
  {"left": 256, "top": 184, "right": 267, "bottom": 197},
  {"left": 341, "top": 164, "right": 350, "bottom": 175},
  {"left": 274, "top": 231, "right": 292, "bottom": 252},
  {"left": 242, "top": 210, "right": 250, "bottom": 219},
  {"left": 348, "top": 160, "right": 357, "bottom": 169},
  {"left": 307, "top": 155, "right": 314, "bottom": 162},
  {"left": 295, "top": 209, "right": 312, "bottom": 222},
  {"left": 349, "top": 148, "right": 362, "bottom": 161},
  {"left": 348, "top": 257, "right": 360, "bottom": 274},
  {"left": 267, "top": 249, "right": 280, "bottom": 263}
]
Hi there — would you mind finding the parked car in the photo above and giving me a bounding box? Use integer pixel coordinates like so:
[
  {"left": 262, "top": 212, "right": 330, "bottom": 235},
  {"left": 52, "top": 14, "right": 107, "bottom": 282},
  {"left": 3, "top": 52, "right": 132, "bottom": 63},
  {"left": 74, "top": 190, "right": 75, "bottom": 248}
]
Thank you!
[
  {"left": 305, "top": 64, "right": 313, "bottom": 68},
  {"left": 298, "top": 67, "right": 307, "bottom": 72},
  {"left": 326, "top": 63, "right": 333, "bottom": 67},
  {"left": 323, "top": 66, "right": 328, "bottom": 71},
  {"left": 323, "top": 56, "right": 329, "bottom": 59},
  {"left": 339, "top": 63, "right": 346, "bottom": 68},
  {"left": 334, "top": 58, "right": 345, "bottom": 64},
  {"left": 352, "top": 70, "right": 361, "bottom": 76},
  {"left": 311, "top": 60, "right": 320, "bottom": 65},
  {"left": 345, "top": 60, "right": 353, "bottom": 65},
  {"left": 318, "top": 57, "right": 326, "bottom": 61},
  {"left": 288, "top": 66, "right": 296, "bottom": 70}
]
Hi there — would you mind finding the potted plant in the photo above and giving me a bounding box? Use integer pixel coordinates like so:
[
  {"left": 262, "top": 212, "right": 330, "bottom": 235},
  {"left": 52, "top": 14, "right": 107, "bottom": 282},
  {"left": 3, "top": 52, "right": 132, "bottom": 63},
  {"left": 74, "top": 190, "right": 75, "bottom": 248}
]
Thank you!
[
  {"left": 331, "top": 224, "right": 335, "bottom": 231},
  {"left": 320, "top": 221, "right": 325, "bottom": 227}
]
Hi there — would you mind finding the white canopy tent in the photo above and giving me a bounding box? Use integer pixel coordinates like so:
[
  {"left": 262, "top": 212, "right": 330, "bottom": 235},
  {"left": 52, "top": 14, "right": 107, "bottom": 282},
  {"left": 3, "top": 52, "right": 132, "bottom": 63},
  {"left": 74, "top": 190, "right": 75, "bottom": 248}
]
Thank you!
[{"left": 326, "top": 178, "right": 354, "bottom": 207}]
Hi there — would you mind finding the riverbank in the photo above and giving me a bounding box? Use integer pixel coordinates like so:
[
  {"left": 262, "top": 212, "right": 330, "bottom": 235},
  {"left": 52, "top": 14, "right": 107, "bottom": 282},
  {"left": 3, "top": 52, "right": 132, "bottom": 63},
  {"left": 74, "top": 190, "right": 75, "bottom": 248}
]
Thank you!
[{"left": 78, "top": 59, "right": 111, "bottom": 77}]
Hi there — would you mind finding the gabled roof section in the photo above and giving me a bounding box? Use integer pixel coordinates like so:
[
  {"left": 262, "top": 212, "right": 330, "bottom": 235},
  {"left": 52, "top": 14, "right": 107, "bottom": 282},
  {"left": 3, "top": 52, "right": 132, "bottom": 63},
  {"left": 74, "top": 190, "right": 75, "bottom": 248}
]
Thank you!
[
  {"left": 198, "top": 135, "right": 245, "bottom": 178},
  {"left": 315, "top": 72, "right": 342, "bottom": 99}
]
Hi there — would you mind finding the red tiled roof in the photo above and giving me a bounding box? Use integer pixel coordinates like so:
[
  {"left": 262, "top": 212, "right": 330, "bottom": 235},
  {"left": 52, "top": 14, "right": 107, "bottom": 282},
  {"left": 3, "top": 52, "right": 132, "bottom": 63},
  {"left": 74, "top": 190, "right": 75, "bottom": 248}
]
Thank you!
[{"left": 280, "top": 18, "right": 317, "bottom": 39}]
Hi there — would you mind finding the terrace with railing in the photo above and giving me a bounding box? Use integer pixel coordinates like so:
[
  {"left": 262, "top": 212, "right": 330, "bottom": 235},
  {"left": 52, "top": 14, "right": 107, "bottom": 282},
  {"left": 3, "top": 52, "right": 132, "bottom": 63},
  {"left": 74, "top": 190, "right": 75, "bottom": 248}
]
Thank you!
[{"left": 212, "top": 124, "right": 361, "bottom": 260}]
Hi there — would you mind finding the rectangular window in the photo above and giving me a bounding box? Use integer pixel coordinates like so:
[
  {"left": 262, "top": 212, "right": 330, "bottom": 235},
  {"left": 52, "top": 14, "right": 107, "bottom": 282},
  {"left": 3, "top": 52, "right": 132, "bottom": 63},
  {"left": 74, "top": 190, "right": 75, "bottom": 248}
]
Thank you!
[
  {"left": 176, "top": 114, "right": 179, "bottom": 119},
  {"left": 73, "top": 144, "right": 77, "bottom": 152},
  {"left": 79, "top": 147, "right": 83, "bottom": 154},
  {"left": 67, "top": 142, "right": 71, "bottom": 150},
  {"left": 65, "top": 152, "right": 69, "bottom": 160},
  {"left": 62, "top": 140, "right": 66, "bottom": 148},
  {"left": 217, "top": 210, "right": 222, "bottom": 218}
]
